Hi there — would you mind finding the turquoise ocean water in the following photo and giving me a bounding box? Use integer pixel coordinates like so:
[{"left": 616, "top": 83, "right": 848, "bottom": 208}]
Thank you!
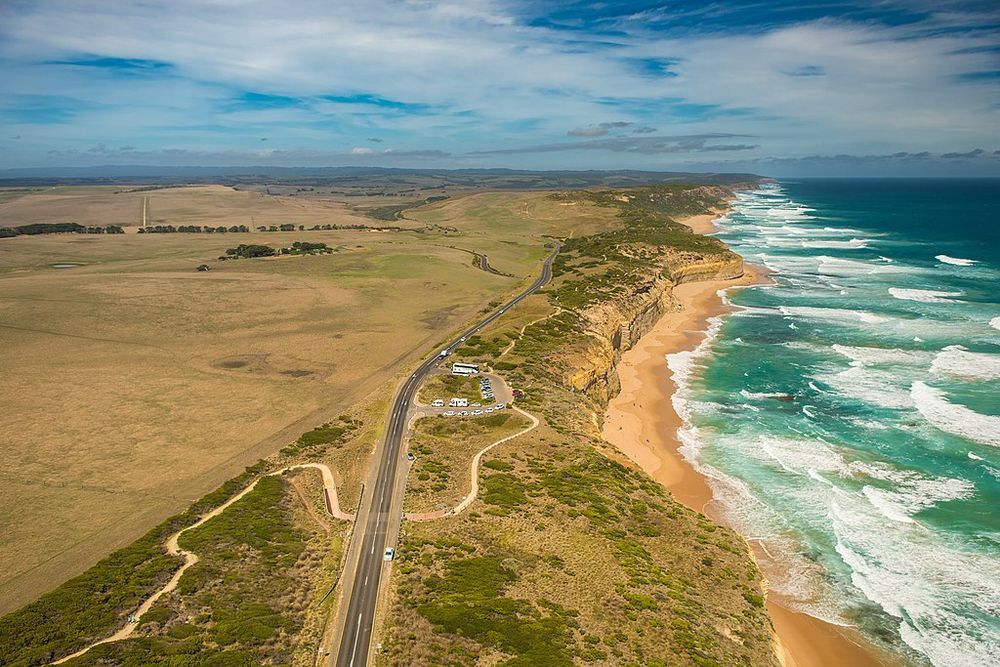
[{"left": 670, "top": 179, "right": 999, "bottom": 666}]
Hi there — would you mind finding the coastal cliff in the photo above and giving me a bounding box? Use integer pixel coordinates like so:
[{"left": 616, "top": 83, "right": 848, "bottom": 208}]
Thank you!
[
  {"left": 381, "top": 183, "right": 779, "bottom": 667},
  {"left": 568, "top": 248, "right": 743, "bottom": 402}
]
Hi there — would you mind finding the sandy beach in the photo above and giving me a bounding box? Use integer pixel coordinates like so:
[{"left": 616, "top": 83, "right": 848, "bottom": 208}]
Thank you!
[{"left": 602, "top": 215, "right": 895, "bottom": 667}]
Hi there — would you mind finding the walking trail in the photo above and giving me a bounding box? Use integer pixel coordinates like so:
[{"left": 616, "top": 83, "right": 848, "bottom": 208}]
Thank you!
[
  {"left": 52, "top": 463, "right": 350, "bottom": 665},
  {"left": 405, "top": 406, "right": 539, "bottom": 522},
  {"left": 499, "top": 307, "right": 562, "bottom": 357}
]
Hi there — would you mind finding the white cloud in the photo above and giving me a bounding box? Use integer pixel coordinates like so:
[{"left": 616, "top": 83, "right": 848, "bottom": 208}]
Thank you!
[{"left": 0, "top": 0, "right": 996, "bottom": 171}]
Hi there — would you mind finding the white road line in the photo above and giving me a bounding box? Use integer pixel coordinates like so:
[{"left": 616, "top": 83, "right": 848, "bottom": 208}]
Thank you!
[{"left": 350, "top": 613, "right": 363, "bottom": 665}]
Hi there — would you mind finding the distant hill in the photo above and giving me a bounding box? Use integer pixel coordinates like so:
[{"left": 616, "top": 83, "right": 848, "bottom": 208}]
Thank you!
[{"left": 0, "top": 165, "right": 764, "bottom": 189}]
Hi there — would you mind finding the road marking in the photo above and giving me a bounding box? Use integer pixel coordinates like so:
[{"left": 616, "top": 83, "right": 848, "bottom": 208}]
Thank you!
[{"left": 350, "top": 613, "right": 363, "bottom": 665}]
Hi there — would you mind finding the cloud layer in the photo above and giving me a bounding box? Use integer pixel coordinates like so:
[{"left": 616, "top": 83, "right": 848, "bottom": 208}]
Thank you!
[{"left": 0, "top": 0, "right": 998, "bottom": 175}]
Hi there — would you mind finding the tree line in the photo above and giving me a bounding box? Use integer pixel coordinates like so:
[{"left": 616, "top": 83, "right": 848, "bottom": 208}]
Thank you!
[
  {"left": 138, "top": 225, "right": 250, "bottom": 234},
  {"left": 0, "top": 223, "right": 125, "bottom": 238}
]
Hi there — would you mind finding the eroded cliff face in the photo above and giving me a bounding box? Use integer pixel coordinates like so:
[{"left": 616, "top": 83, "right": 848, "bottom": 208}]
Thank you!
[{"left": 566, "top": 250, "right": 743, "bottom": 401}]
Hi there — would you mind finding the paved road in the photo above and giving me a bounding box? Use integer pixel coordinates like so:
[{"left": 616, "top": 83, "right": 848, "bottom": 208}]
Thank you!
[{"left": 332, "top": 241, "right": 560, "bottom": 667}]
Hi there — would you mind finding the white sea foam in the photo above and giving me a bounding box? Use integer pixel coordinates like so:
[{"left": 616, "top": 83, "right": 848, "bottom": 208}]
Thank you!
[
  {"left": 802, "top": 405, "right": 817, "bottom": 418},
  {"left": 802, "top": 238, "right": 871, "bottom": 249},
  {"left": 781, "top": 305, "right": 888, "bottom": 324},
  {"left": 935, "top": 254, "right": 978, "bottom": 266},
  {"left": 930, "top": 345, "right": 1000, "bottom": 381},
  {"left": 818, "top": 255, "right": 903, "bottom": 276},
  {"left": 911, "top": 381, "right": 1000, "bottom": 447},
  {"left": 830, "top": 483, "right": 1000, "bottom": 667},
  {"left": 889, "top": 288, "right": 963, "bottom": 304},
  {"left": 968, "top": 451, "right": 984, "bottom": 461},
  {"left": 739, "top": 390, "right": 788, "bottom": 400},
  {"left": 831, "top": 344, "right": 929, "bottom": 366},
  {"left": 991, "top": 316, "right": 1000, "bottom": 331},
  {"left": 821, "top": 365, "right": 913, "bottom": 409}
]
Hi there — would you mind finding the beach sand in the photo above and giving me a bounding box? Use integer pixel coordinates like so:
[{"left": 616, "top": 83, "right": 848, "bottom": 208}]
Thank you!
[{"left": 602, "top": 217, "right": 896, "bottom": 667}]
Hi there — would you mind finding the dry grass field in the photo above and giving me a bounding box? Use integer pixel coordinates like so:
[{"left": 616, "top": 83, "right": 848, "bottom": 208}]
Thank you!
[
  {"left": 0, "top": 184, "right": 387, "bottom": 230},
  {"left": 0, "top": 185, "right": 617, "bottom": 614}
]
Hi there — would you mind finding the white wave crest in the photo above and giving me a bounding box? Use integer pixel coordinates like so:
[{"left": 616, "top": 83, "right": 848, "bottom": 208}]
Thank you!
[
  {"left": 911, "top": 381, "right": 1000, "bottom": 447},
  {"left": 781, "top": 305, "right": 888, "bottom": 324},
  {"left": 831, "top": 344, "right": 929, "bottom": 366},
  {"left": 931, "top": 345, "right": 1000, "bottom": 381},
  {"left": 802, "top": 238, "right": 871, "bottom": 249},
  {"left": 889, "top": 288, "right": 963, "bottom": 304},
  {"left": 935, "top": 255, "right": 977, "bottom": 266},
  {"left": 739, "top": 389, "right": 789, "bottom": 400},
  {"left": 991, "top": 316, "right": 1000, "bottom": 331},
  {"left": 818, "top": 256, "right": 905, "bottom": 276}
]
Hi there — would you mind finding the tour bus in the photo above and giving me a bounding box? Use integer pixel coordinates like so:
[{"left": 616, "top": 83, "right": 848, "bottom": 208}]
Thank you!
[
  {"left": 451, "top": 362, "right": 479, "bottom": 376},
  {"left": 449, "top": 398, "right": 469, "bottom": 408}
]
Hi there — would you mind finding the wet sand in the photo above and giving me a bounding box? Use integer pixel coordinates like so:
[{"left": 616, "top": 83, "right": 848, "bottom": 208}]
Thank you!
[{"left": 602, "top": 216, "right": 896, "bottom": 667}]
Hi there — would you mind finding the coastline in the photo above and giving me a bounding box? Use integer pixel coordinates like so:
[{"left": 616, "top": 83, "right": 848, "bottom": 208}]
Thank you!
[{"left": 602, "top": 212, "right": 894, "bottom": 667}]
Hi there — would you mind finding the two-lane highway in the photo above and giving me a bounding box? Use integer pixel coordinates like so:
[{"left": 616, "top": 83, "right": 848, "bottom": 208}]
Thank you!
[{"left": 333, "top": 241, "right": 560, "bottom": 667}]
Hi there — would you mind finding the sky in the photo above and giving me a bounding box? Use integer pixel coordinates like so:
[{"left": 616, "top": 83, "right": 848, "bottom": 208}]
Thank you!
[{"left": 1, "top": 0, "right": 999, "bottom": 176}]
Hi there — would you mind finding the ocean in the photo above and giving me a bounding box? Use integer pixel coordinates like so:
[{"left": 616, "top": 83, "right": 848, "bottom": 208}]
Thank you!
[{"left": 669, "top": 179, "right": 1000, "bottom": 666}]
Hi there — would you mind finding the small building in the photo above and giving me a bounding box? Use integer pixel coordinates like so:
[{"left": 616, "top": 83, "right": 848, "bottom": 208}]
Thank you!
[
  {"left": 451, "top": 362, "right": 479, "bottom": 376},
  {"left": 449, "top": 398, "right": 469, "bottom": 408}
]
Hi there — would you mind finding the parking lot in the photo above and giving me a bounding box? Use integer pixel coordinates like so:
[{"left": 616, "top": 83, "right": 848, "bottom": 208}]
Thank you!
[{"left": 417, "top": 369, "right": 515, "bottom": 419}]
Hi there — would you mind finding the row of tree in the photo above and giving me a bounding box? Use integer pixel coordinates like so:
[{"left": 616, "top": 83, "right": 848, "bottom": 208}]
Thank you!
[
  {"left": 138, "top": 225, "right": 251, "bottom": 234},
  {"left": 0, "top": 223, "right": 125, "bottom": 238}
]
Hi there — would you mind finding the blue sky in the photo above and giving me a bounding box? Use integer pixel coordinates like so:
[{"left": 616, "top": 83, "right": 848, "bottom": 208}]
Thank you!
[{"left": 1, "top": 0, "right": 998, "bottom": 175}]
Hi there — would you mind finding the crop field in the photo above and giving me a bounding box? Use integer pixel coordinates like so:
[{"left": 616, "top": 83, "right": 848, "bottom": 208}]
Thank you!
[{"left": 0, "top": 185, "right": 616, "bottom": 614}]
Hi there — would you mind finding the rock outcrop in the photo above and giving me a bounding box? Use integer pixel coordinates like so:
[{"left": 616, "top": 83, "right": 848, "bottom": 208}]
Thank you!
[{"left": 567, "top": 249, "right": 743, "bottom": 402}]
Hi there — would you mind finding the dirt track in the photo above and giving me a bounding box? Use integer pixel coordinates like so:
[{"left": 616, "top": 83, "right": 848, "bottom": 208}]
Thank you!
[
  {"left": 51, "top": 463, "right": 350, "bottom": 665},
  {"left": 404, "top": 406, "right": 539, "bottom": 522}
]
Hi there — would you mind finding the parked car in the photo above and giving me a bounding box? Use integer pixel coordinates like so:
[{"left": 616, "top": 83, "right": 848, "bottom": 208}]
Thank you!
[
  {"left": 443, "top": 410, "right": 456, "bottom": 416},
  {"left": 431, "top": 399, "right": 445, "bottom": 407},
  {"left": 485, "top": 408, "right": 495, "bottom": 414},
  {"left": 384, "top": 547, "right": 395, "bottom": 561},
  {"left": 495, "top": 403, "right": 506, "bottom": 410},
  {"left": 406, "top": 452, "right": 415, "bottom": 461},
  {"left": 459, "top": 410, "right": 469, "bottom": 416},
  {"left": 472, "top": 409, "right": 483, "bottom": 416}
]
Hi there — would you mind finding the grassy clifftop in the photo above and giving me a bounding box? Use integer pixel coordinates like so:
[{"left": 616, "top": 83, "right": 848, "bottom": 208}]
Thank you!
[{"left": 379, "top": 183, "right": 778, "bottom": 666}]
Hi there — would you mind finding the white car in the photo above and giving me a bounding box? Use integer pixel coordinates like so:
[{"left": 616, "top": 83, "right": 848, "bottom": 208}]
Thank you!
[
  {"left": 384, "top": 547, "right": 395, "bottom": 561},
  {"left": 495, "top": 403, "right": 506, "bottom": 410},
  {"left": 471, "top": 409, "right": 483, "bottom": 416},
  {"left": 458, "top": 410, "right": 469, "bottom": 416},
  {"left": 485, "top": 408, "right": 495, "bottom": 414},
  {"left": 443, "top": 410, "right": 456, "bottom": 416},
  {"left": 431, "top": 399, "right": 445, "bottom": 407},
  {"left": 471, "top": 402, "right": 482, "bottom": 407}
]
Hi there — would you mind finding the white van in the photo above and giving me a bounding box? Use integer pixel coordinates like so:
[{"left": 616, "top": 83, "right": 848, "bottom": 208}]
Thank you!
[{"left": 431, "top": 399, "right": 445, "bottom": 407}]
